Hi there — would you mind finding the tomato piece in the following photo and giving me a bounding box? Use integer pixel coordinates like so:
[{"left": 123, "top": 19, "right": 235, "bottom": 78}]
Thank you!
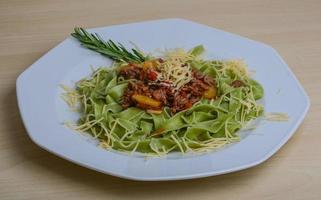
[
  {"left": 147, "top": 70, "right": 158, "bottom": 81},
  {"left": 184, "top": 102, "right": 193, "bottom": 109}
]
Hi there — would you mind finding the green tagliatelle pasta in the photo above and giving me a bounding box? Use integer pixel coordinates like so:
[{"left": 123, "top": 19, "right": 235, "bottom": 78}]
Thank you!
[{"left": 65, "top": 48, "right": 264, "bottom": 155}]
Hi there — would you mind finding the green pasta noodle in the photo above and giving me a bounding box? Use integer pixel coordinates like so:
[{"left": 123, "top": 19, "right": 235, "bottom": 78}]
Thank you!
[{"left": 64, "top": 45, "right": 264, "bottom": 155}]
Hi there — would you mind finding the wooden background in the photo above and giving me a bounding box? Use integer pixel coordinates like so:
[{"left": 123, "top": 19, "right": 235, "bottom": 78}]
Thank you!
[{"left": 0, "top": 0, "right": 320, "bottom": 199}]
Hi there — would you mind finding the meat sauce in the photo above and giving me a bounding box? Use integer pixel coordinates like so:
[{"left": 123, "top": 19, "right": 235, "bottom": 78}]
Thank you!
[{"left": 120, "top": 61, "right": 217, "bottom": 114}]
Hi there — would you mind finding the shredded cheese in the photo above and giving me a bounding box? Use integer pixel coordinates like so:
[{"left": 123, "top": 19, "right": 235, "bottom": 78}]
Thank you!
[
  {"left": 157, "top": 48, "right": 194, "bottom": 91},
  {"left": 223, "top": 59, "right": 249, "bottom": 77},
  {"left": 60, "top": 84, "right": 81, "bottom": 111},
  {"left": 264, "top": 112, "right": 289, "bottom": 121}
]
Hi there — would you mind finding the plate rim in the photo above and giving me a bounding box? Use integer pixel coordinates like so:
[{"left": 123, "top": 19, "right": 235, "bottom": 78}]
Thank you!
[{"left": 16, "top": 18, "right": 310, "bottom": 181}]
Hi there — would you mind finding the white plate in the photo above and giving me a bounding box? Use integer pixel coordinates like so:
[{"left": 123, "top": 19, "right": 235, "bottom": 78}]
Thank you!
[{"left": 16, "top": 19, "right": 310, "bottom": 181}]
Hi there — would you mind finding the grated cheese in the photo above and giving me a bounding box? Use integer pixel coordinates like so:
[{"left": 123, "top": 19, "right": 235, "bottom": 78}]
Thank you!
[
  {"left": 157, "top": 48, "right": 194, "bottom": 91},
  {"left": 223, "top": 59, "right": 249, "bottom": 77},
  {"left": 264, "top": 112, "right": 289, "bottom": 121},
  {"left": 60, "top": 84, "right": 81, "bottom": 111}
]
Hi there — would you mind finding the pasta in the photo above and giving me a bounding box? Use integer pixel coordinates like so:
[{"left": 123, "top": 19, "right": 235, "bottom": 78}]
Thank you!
[{"left": 63, "top": 46, "right": 264, "bottom": 155}]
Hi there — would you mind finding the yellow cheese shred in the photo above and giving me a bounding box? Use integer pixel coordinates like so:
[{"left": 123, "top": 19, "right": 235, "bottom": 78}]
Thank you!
[
  {"left": 222, "top": 59, "right": 249, "bottom": 77},
  {"left": 264, "top": 112, "right": 289, "bottom": 121},
  {"left": 157, "top": 48, "right": 194, "bottom": 91}
]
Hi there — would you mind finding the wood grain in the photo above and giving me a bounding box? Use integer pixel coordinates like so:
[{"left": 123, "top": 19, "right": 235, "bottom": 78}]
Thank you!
[{"left": 0, "top": 0, "right": 320, "bottom": 199}]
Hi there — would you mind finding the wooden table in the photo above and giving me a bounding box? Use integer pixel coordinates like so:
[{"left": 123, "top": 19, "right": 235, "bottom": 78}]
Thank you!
[{"left": 1, "top": 0, "right": 320, "bottom": 199}]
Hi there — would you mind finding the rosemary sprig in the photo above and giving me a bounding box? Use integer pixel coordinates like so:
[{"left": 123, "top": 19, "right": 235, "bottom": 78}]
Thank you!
[{"left": 71, "top": 27, "right": 148, "bottom": 63}]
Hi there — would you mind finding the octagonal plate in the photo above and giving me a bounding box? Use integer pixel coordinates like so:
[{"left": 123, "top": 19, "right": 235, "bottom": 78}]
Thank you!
[{"left": 16, "top": 19, "right": 310, "bottom": 181}]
